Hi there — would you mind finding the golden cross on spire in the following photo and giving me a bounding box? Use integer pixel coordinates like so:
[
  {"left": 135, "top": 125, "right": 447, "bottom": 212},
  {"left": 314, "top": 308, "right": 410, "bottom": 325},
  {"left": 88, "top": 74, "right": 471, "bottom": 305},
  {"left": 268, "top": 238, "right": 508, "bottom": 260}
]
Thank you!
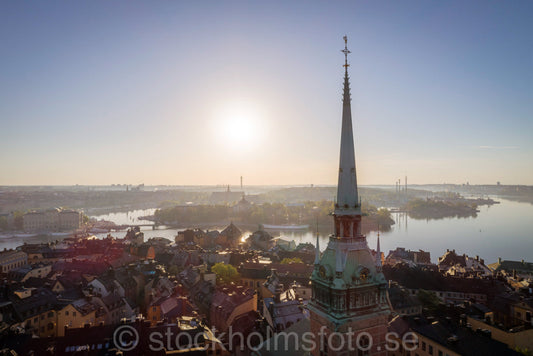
[{"left": 341, "top": 35, "right": 351, "bottom": 68}]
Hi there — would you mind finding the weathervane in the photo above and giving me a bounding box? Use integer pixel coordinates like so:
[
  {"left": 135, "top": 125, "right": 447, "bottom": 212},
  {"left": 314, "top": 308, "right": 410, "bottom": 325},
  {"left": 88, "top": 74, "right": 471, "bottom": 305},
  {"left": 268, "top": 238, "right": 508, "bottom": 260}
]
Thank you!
[{"left": 341, "top": 35, "right": 350, "bottom": 68}]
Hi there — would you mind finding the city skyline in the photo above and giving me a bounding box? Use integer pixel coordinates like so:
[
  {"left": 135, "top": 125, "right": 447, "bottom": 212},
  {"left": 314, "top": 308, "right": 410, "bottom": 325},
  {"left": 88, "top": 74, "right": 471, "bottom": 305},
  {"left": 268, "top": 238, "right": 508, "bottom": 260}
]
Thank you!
[{"left": 1, "top": 1, "right": 532, "bottom": 186}]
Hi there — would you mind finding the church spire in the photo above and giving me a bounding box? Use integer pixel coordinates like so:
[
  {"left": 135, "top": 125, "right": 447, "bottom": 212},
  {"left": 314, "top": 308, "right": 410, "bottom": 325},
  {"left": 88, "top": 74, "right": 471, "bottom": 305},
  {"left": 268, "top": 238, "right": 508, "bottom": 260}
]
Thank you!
[{"left": 335, "top": 35, "right": 359, "bottom": 214}]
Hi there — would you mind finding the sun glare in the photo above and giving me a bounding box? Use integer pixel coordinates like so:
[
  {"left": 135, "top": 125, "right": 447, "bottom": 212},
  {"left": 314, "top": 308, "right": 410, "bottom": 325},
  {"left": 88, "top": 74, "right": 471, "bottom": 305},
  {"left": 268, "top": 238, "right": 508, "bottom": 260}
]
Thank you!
[
  {"left": 224, "top": 114, "right": 255, "bottom": 142},
  {"left": 212, "top": 100, "right": 265, "bottom": 149}
]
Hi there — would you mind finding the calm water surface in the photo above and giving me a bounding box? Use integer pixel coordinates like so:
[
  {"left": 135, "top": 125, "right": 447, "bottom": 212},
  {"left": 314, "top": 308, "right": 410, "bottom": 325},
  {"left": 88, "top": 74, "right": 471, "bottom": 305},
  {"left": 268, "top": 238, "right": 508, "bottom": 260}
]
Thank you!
[{"left": 2, "top": 199, "right": 531, "bottom": 264}]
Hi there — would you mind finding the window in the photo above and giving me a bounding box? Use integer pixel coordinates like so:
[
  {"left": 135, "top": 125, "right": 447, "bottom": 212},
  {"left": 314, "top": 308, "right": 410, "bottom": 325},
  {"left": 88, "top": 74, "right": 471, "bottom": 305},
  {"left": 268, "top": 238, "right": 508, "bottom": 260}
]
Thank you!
[
  {"left": 438, "top": 351, "right": 443, "bottom": 356},
  {"left": 422, "top": 342, "right": 426, "bottom": 351},
  {"left": 428, "top": 345, "right": 433, "bottom": 355},
  {"left": 48, "top": 312, "right": 54, "bottom": 318},
  {"left": 65, "top": 311, "right": 69, "bottom": 316}
]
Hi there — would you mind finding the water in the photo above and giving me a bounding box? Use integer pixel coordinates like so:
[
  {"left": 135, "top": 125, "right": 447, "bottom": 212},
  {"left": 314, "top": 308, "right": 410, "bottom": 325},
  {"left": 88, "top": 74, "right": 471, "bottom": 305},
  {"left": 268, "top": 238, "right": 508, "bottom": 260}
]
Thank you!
[
  {"left": 302, "top": 198, "right": 532, "bottom": 264},
  {"left": 91, "top": 208, "right": 157, "bottom": 226},
  {"left": 380, "top": 198, "right": 533, "bottom": 264},
  {"left": 2, "top": 198, "right": 531, "bottom": 265}
]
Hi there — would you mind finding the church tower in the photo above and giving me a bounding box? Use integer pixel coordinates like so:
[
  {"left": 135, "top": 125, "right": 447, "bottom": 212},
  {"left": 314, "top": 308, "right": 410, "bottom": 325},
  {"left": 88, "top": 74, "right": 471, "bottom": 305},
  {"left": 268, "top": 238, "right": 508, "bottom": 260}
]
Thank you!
[{"left": 308, "top": 36, "right": 391, "bottom": 356}]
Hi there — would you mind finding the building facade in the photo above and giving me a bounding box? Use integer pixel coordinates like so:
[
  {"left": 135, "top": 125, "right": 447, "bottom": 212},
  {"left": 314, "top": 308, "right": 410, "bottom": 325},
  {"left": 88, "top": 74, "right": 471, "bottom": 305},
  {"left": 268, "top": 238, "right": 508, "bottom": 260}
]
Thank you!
[
  {"left": 0, "top": 249, "right": 28, "bottom": 273},
  {"left": 23, "top": 208, "right": 82, "bottom": 232},
  {"left": 308, "top": 37, "right": 391, "bottom": 356}
]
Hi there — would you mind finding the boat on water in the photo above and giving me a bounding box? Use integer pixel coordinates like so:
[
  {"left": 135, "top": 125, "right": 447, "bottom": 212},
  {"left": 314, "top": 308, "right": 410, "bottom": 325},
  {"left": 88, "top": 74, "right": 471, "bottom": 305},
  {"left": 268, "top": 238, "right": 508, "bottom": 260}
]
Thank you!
[{"left": 262, "top": 224, "right": 309, "bottom": 230}]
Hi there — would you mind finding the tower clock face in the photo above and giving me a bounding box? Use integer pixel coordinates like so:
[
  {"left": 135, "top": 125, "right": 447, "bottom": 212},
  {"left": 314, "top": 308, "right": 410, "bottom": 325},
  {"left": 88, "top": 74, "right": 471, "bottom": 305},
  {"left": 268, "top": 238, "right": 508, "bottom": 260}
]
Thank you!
[
  {"left": 319, "top": 265, "right": 327, "bottom": 279},
  {"left": 360, "top": 268, "right": 369, "bottom": 281}
]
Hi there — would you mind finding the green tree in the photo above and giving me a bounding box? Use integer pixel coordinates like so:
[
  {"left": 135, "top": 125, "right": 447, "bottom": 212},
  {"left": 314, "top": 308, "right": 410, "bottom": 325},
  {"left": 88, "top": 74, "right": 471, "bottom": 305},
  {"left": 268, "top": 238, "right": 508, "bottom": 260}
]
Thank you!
[
  {"left": 376, "top": 208, "right": 394, "bottom": 227},
  {"left": 211, "top": 262, "right": 240, "bottom": 285}
]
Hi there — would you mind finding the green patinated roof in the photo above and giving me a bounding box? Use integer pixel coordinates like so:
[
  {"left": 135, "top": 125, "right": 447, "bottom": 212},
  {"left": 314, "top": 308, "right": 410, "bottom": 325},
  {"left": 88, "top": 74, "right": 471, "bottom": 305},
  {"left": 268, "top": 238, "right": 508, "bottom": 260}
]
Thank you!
[{"left": 312, "top": 238, "right": 386, "bottom": 289}]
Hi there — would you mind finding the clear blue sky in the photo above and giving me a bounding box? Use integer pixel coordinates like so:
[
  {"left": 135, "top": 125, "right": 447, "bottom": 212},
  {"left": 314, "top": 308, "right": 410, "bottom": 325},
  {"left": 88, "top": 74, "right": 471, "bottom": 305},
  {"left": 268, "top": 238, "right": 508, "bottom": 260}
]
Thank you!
[{"left": 1, "top": 1, "right": 532, "bottom": 185}]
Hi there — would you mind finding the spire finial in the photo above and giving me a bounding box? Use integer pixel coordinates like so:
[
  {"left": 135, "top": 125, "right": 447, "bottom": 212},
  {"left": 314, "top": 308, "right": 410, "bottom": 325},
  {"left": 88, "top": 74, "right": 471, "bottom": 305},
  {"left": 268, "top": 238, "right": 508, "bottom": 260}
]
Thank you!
[{"left": 341, "top": 35, "right": 350, "bottom": 69}]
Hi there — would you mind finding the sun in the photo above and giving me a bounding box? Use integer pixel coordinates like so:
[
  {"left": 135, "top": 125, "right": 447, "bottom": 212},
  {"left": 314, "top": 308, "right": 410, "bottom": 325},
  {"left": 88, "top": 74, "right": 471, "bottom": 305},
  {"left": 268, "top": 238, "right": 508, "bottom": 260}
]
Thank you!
[
  {"left": 223, "top": 114, "right": 256, "bottom": 142},
  {"left": 212, "top": 100, "right": 265, "bottom": 149}
]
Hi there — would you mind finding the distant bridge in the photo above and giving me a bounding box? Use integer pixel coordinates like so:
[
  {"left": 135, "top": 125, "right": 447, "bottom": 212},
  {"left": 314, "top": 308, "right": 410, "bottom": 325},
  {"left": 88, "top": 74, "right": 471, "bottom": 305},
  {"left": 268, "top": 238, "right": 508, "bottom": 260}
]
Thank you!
[{"left": 110, "top": 223, "right": 167, "bottom": 231}]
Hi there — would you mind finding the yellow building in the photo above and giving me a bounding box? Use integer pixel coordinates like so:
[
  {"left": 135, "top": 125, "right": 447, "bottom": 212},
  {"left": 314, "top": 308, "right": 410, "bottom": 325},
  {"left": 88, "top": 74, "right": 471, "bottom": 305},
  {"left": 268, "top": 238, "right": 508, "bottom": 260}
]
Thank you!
[
  {"left": 12, "top": 288, "right": 57, "bottom": 338},
  {"left": 468, "top": 316, "right": 533, "bottom": 352},
  {"left": 512, "top": 300, "right": 533, "bottom": 326},
  {"left": 0, "top": 249, "right": 27, "bottom": 273},
  {"left": 22, "top": 308, "right": 57, "bottom": 338},
  {"left": 413, "top": 331, "right": 460, "bottom": 356},
  {"left": 56, "top": 300, "right": 98, "bottom": 337},
  {"left": 8, "top": 263, "right": 52, "bottom": 282}
]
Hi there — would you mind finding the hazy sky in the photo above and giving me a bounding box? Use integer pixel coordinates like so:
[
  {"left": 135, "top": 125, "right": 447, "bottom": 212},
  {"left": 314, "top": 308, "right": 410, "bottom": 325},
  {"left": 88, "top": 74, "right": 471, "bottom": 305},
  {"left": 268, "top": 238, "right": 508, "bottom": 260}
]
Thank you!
[{"left": 1, "top": 1, "right": 532, "bottom": 186}]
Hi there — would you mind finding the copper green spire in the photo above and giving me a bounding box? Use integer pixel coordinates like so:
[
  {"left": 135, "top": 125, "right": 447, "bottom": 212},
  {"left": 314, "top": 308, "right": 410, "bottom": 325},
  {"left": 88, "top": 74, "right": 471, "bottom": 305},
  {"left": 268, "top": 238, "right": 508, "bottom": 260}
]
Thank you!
[{"left": 336, "top": 35, "right": 360, "bottom": 214}]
